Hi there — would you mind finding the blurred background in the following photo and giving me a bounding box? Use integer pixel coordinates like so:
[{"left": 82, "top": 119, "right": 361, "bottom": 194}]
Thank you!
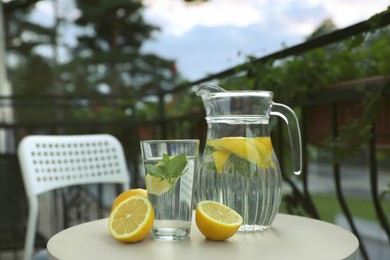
[{"left": 0, "top": 1, "right": 390, "bottom": 259}]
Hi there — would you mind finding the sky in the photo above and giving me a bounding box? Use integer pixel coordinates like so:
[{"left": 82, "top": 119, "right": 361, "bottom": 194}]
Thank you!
[
  {"left": 140, "top": 0, "right": 390, "bottom": 81},
  {"left": 15, "top": 0, "right": 390, "bottom": 81}
]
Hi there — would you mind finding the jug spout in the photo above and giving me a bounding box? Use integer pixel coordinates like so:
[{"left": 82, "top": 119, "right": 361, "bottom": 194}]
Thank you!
[{"left": 196, "top": 83, "right": 226, "bottom": 98}]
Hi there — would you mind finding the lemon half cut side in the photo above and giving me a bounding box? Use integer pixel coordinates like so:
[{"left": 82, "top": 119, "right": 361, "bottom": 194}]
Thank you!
[{"left": 108, "top": 195, "right": 154, "bottom": 243}]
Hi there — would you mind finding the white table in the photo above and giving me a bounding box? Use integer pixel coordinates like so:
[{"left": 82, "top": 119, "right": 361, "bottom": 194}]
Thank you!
[{"left": 47, "top": 213, "right": 359, "bottom": 260}]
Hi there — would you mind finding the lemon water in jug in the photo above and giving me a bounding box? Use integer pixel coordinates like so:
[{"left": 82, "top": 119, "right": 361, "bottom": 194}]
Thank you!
[{"left": 196, "top": 84, "right": 302, "bottom": 232}]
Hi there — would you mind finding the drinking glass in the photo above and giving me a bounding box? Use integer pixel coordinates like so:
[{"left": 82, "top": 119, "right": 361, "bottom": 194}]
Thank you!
[{"left": 140, "top": 139, "right": 199, "bottom": 241}]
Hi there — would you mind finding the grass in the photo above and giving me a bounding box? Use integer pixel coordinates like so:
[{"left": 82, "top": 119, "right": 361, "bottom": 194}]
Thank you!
[{"left": 280, "top": 193, "right": 390, "bottom": 224}]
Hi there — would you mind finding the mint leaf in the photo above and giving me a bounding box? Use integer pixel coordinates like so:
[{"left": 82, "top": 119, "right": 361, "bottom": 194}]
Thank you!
[
  {"left": 168, "top": 153, "right": 187, "bottom": 179},
  {"left": 146, "top": 153, "right": 187, "bottom": 180},
  {"left": 145, "top": 164, "right": 165, "bottom": 178},
  {"left": 162, "top": 153, "right": 170, "bottom": 166},
  {"left": 145, "top": 153, "right": 188, "bottom": 194}
]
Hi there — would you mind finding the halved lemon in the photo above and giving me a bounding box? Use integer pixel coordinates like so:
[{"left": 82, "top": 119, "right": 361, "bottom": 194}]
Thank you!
[
  {"left": 195, "top": 200, "right": 243, "bottom": 241},
  {"left": 108, "top": 195, "right": 154, "bottom": 243}
]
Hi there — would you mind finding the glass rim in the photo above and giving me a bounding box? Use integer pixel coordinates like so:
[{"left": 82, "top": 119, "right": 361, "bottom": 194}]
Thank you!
[{"left": 140, "top": 139, "right": 200, "bottom": 144}]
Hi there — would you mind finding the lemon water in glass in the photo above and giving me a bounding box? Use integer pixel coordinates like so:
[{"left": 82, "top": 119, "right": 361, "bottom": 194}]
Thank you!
[{"left": 140, "top": 140, "right": 199, "bottom": 241}]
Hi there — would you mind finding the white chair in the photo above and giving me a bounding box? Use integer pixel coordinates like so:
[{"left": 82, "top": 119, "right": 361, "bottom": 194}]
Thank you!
[{"left": 18, "top": 134, "right": 130, "bottom": 260}]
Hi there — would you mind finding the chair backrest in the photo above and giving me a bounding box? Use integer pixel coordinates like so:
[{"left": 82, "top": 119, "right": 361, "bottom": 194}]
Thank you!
[
  {"left": 18, "top": 134, "right": 131, "bottom": 260},
  {"left": 18, "top": 134, "right": 130, "bottom": 198}
]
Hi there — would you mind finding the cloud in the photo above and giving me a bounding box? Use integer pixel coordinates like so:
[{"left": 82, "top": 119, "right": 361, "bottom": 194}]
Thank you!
[
  {"left": 143, "top": 0, "right": 389, "bottom": 37},
  {"left": 305, "top": 0, "right": 389, "bottom": 27},
  {"left": 142, "top": 0, "right": 389, "bottom": 80},
  {"left": 143, "top": 0, "right": 264, "bottom": 36}
]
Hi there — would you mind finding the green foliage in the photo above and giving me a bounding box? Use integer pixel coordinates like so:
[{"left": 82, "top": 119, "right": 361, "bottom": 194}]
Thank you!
[
  {"left": 4, "top": 0, "right": 183, "bottom": 125},
  {"left": 4, "top": 2, "right": 390, "bottom": 163},
  {"left": 5, "top": 0, "right": 56, "bottom": 95},
  {"left": 217, "top": 21, "right": 390, "bottom": 163},
  {"left": 300, "top": 194, "right": 390, "bottom": 223},
  {"left": 322, "top": 83, "right": 385, "bottom": 162},
  {"left": 5, "top": 0, "right": 180, "bottom": 95},
  {"left": 10, "top": 54, "right": 54, "bottom": 95},
  {"left": 61, "top": 0, "right": 177, "bottom": 94}
]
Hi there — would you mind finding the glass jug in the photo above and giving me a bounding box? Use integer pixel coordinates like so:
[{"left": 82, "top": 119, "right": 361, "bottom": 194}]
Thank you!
[{"left": 196, "top": 84, "right": 302, "bottom": 232}]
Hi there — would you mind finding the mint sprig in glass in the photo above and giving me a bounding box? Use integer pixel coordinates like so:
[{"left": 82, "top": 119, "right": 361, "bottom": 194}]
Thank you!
[{"left": 144, "top": 153, "right": 188, "bottom": 193}]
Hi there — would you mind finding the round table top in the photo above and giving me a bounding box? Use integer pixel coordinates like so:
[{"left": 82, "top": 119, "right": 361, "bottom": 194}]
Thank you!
[{"left": 47, "top": 213, "right": 359, "bottom": 260}]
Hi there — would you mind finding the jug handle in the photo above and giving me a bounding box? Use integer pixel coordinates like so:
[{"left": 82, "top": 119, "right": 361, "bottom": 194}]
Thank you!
[{"left": 270, "top": 102, "right": 302, "bottom": 175}]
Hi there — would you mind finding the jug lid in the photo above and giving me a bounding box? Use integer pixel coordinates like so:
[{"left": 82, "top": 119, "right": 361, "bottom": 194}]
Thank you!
[{"left": 196, "top": 83, "right": 273, "bottom": 99}]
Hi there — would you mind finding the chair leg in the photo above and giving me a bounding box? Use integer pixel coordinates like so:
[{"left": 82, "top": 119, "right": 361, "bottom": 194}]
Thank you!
[{"left": 23, "top": 197, "right": 39, "bottom": 260}]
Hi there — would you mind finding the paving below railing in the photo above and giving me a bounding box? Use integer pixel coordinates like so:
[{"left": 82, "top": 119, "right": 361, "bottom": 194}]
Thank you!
[
  {"left": 337, "top": 214, "right": 390, "bottom": 260},
  {"left": 303, "top": 163, "right": 390, "bottom": 196}
]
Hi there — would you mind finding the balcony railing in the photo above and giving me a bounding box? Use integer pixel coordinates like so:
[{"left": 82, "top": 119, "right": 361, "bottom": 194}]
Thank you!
[{"left": 1, "top": 9, "right": 390, "bottom": 260}]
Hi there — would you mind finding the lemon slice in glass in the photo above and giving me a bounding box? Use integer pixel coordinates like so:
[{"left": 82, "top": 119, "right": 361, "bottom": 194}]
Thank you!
[{"left": 145, "top": 174, "right": 171, "bottom": 195}]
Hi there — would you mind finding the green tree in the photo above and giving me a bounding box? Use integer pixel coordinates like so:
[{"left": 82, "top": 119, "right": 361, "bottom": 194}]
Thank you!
[
  {"left": 60, "top": 0, "right": 177, "bottom": 95},
  {"left": 4, "top": 0, "right": 56, "bottom": 95},
  {"left": 220, "top": 18, "right": 390, "bottom": 163},
  {"left": 3, "top": 0, "right": 186, "bottom": 123}
]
